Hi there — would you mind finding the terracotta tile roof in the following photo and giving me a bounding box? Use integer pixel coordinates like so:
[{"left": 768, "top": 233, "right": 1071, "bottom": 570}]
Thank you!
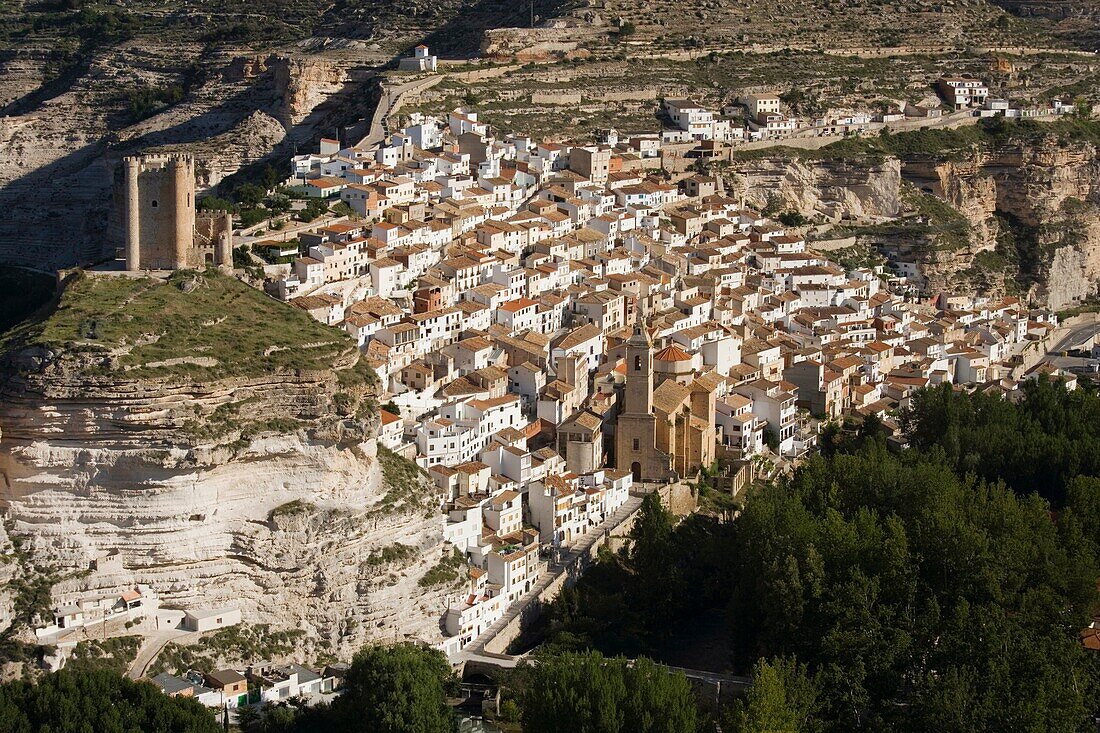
[{"left": 654, "top": 344, "right": 692, "bottom": 363}]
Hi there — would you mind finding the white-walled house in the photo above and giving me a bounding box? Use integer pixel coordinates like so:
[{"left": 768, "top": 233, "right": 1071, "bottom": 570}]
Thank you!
[{"left": 415, "top": 395, "right": 523, "bottom": 467}]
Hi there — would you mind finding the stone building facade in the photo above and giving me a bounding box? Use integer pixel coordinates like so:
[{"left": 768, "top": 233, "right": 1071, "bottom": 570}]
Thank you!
[{"left": 614, "top": 312, "right": 673, "bottom": 482}]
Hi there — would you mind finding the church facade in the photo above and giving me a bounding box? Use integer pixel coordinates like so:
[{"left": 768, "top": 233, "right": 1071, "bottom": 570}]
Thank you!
[
  {"left": 614, "top": 315, "right": 673, "bottom": 482},
  {"left": 614, "top": 312, "right": 717, "bottom": 482}
]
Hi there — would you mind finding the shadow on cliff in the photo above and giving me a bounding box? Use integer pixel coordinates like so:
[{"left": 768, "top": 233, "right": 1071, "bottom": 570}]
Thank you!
[
  {"left": 0, "top": 57, "right": 92, "bottom": 118},
  {"left": 0, "top": 61, "right": 380, "bottom": 270},
  {"left": 413, "top": 0, "right": 577, "bottom": 58}
]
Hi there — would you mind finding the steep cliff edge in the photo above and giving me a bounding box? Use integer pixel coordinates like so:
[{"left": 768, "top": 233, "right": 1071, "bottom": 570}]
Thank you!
[
  {"left": 725, "top": 121, "right": 1100, "bottom": 308},
  {"left": 0, "top": 271, "right": 450, "bottom": 664},
  {"left": 903, "top": 137, "right": 1100, "bottom": 308},
  {"left": 724, "top": 155, "right": 902, "bottom": 221}
]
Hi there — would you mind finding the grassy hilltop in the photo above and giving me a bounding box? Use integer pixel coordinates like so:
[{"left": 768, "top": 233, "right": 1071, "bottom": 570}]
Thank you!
[{"left": 1, "top": 269, "right": 361, "bottom": 381}]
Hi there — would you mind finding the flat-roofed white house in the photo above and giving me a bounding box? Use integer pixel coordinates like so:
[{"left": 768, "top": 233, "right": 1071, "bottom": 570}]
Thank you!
[{"left": 183, "top": 607, "right": 242, "bottom": 633}]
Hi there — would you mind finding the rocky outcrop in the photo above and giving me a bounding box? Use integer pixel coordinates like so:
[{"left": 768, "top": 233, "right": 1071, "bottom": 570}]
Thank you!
[
  {"left": 724, "top": 156, "right": 902, "bottom": 221},
  {"left": 0, "top": 350, "right": 450, "bottom": 658},
  {"left": 903, "top": 141, "right": 1100, "bottom": 309},
  {"left": 269, "top": 55, "right": 350, "bottom": 128},
  {"left": 480, "top": 26, "right": 602, "bottom": 61},
  {"left": 187, "top": 111, "right": 289, "bottom": 190},
  {"left": 0, "top": 45, "right": 365, "bottom": 270}
]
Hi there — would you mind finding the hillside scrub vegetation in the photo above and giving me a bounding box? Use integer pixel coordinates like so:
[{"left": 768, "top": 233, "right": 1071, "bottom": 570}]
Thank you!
[
  {"left": 0, "top": 270, "right": 361, "bottom": 381},
  {"left": 728, "top": 117, "right": 1100, "bottom": 167}
]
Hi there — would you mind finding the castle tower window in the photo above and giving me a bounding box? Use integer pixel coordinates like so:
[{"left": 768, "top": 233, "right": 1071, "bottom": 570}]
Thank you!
[{"left": 151, "top": 200, "right": 158, "bottom": 208}]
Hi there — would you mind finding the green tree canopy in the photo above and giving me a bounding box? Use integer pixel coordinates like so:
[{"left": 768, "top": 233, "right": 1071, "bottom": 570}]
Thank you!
[
  {"left": 336, "top": 643, "right": 456, "bottom": 733},
  {"left": 234, "top": 183, "right": 267, "bottom": 208},
  {"left": 727, "top": 441, "right": 1099, "bottom": 731},
  {"left": 241, "top": 644, "right": 457, "bottom": 733},
  {"left": 0, "top": 668, "right": 220, "bottom": 733},
  {"left": 724, "top": 657, "right": 820, "bottom": 733},
  {"left": 518, "top": 651, "right": 698, "bottom": 733},
  {"left": 902, "top": 378, "right": 1100, "bottom": 505}
]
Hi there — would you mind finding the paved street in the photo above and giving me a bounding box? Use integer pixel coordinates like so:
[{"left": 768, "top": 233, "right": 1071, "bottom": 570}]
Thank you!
[
  {"left": 1048, "top": 319, "right": 1100, "bottom": 354},
  {"left": 127, "top": 626, "right": 196, "bottom": 680},
  {"left": 357, "top": 75, "right": 444, "bottom": 150}
]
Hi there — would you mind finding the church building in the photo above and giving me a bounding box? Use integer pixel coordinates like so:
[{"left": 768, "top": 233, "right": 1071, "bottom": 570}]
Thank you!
[{"left": 614, "top": 309, "right": 717, "bottom": 482}]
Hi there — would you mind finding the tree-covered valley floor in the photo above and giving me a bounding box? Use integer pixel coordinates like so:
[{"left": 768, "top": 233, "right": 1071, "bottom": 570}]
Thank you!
[{"left": 520, "top": 377, "right": 1100, "bottom": 732}]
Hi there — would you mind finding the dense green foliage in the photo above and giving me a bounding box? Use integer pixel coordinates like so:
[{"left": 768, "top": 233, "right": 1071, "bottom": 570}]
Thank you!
[
  {"left": 125, "top": 84, "right": 184, "bottom": 123},
  {"left": 0, "top": 668, "right": 220, "bottom": 733},
  {"left": 337, "top": 644, "right": 456, "bottom": 733},
  {"left": 537, "top": 382, "right": 1100, "bottom": 732},
  {"left": 728, "top": 440, "right": 1098, "bottom": 731},
  {"left": 722, "top": 658, "right": 820, "bottom": 733},
  {"left": 530, "top": 492, "right": 735, "bottom": 657},
  {"left": 903, "top": 379, "right": 1100, "bottom": 505},
  {"left": 517, "top": 650, "right": 698, "bottom": 733},
  {"left": 240, "top": 643, "right": 457, "bottom": 733},
  {"left": 298, "top": 198, "right": 332, "bottom": 222}
]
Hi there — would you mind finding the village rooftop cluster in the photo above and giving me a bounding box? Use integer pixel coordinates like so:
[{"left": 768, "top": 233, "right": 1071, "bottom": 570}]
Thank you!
[{"left": 268, "top": 86, "right": 1080, "bottom": 656}]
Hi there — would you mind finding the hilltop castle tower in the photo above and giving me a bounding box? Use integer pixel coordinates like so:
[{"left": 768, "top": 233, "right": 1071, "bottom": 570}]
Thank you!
[{"left": 121, "top": 153, "right": 232, "bottom": 271}]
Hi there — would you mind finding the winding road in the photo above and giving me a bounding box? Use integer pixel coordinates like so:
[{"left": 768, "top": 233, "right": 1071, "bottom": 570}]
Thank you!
[
  {"left": 127, "top": 628, "right": 196, "bottom": 680},
  {"left": 1047, "top": 318, "right": 1100, "bottom": 355},
  {"left": 357, "top": 75, "right": 445, "bottom": 150}
]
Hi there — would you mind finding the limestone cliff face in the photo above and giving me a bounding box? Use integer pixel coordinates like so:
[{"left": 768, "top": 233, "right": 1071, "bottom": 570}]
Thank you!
[
  {"left": 0, "top": 46, "right": 363, "bottom": 270},
  {"left": 269, "top": 55, "right": 349, "bottom": 128},
  {"left": 480, "top": 26, "right": 599, "bottom": 61},
  {"left": 0, "top": 351, "right": 450, "bottom": 656},
  {"left": 724, "top": 156, "right": 902, "bottom": 221},
  {"left": 903, "top": 141, "right": 1100, "bottom": 309},
  {"left": 188, "top": 111, "right": 289, "bottom": 190}
]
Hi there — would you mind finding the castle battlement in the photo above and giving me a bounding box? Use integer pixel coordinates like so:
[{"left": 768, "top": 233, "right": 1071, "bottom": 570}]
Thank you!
[{"left": 121, "top": 152, "right": 229, "bottom": 272}]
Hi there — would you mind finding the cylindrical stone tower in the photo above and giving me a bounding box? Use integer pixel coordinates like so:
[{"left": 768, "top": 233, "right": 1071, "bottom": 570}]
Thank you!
[
  {"left": 124, "top": 157, "right": 141, "bottom": 271},
  {"left": 170, "top": 155, "right": 195, "bottom": 269},
  {"left": 216, "top": 212, "right": 233, "bottom": 269}
]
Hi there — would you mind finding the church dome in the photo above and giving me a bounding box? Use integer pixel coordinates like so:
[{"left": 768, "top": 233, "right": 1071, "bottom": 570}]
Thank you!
[{"left": 653, "top": 344, "right": 692, "bottom": 364}]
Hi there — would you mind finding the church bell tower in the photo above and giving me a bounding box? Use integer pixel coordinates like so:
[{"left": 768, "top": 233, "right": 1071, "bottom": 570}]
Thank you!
[{"left": 624, "top": 302, "right": 653, "bottom": 415}]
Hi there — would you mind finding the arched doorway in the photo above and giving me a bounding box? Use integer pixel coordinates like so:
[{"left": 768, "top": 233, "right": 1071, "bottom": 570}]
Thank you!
[{"left": 631, "top": 461, "right": 642, "bottom": 482}]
